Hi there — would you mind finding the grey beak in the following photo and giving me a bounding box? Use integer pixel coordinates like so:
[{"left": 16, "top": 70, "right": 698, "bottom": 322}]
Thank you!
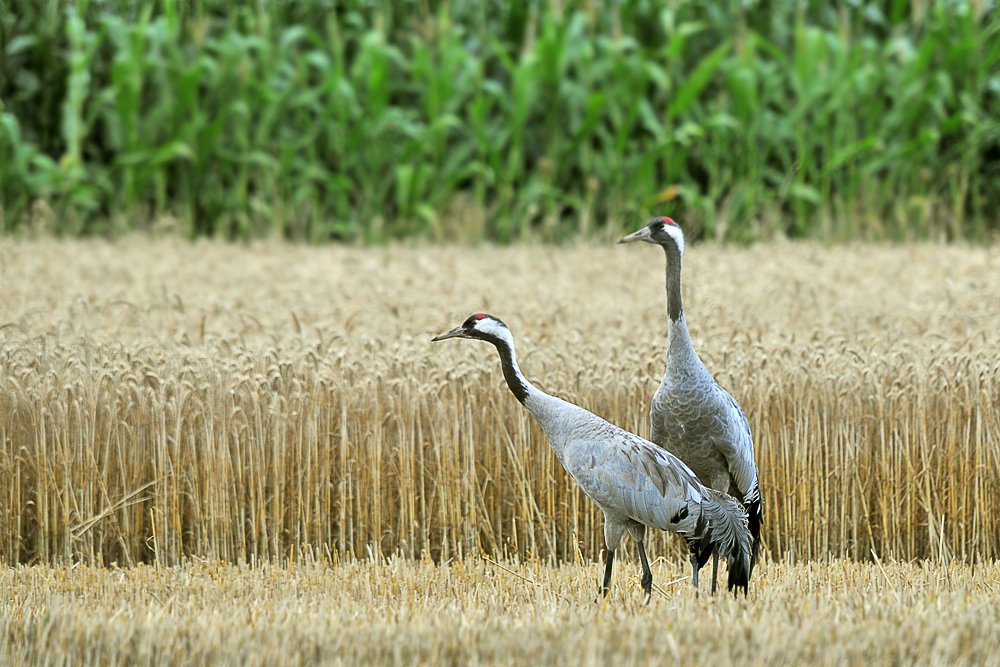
[
  {"left": 431, "top": 325, "right": 467, "bottom": 342},
  {"left": 618, "top": 226, "right": 654, "bottom": 244}
]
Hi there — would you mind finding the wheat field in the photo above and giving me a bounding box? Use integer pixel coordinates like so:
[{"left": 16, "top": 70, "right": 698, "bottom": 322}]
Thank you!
[{"left": 0, "top": 238, "right": 999, "bottom": 569}]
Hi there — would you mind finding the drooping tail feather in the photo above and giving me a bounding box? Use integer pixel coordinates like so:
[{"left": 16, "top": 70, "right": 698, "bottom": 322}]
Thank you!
[
  {"left": 746, "top": 494, "right": 763, "bottom": 579},
  {"left": 700, "top": 490, "right": 751, "bottom": 595},
  {"left": 685, "top": 506, "right": 715, "bottom": 571}
]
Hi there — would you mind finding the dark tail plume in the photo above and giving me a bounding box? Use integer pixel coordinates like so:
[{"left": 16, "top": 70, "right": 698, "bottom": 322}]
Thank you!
[
  {"left": 746, "top": 494, "right": 763, "bottom": 578},
  {"left": 726, "top": 541, "right": 750, "bottom": 594},
  {"left": 700, "top": 490, "right": 751, "bottom": 595}
]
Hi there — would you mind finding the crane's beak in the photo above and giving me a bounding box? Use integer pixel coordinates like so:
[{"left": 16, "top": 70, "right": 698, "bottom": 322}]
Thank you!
[
  {"left": 431, "top": 325, "right": 467, "bottom": 342},
  {"left": 618, "top": 226, "right": 653, "bottom": 244}
]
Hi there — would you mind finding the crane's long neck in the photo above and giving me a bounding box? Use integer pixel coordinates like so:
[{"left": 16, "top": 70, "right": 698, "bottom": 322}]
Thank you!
[
  {"left": 663, "top": 243, "right": 683, "bottom": 323},
  {"left": 489, "top": 335, "right": 566, "bottom": 436},
  {"left": 662, "top": 244, "right": 699, "bottom": 371},
  {"left": 490, "top": 336, "right": 534, "bottom": 406}
]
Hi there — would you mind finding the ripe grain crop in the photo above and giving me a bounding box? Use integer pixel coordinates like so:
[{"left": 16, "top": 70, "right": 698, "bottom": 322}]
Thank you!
[
  {"left": 0, "top": 238, "right": 998, "bottom": 568},
  {"left": 1, "top": 559, "right": 999, "bottom": 666}
]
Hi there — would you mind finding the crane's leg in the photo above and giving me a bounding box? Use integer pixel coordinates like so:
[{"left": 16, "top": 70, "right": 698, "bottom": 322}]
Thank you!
[
  {"left": 637, "top": 540, "right": 653, "bottom": 604},
  {"left": 689, "top": 550, "right": 700, "bottom": 599},
  {"left": 598, "top": 549, "right": 616, "bottom": 599},
  {"left": 710, "top": 548, "right": 719, "bottom": 595}
]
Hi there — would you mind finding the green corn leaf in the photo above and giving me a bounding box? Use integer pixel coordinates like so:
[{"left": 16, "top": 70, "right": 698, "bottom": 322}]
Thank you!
[
  {"left": 788, "top": 183, "right": 821, "bottom": 204},
  {"left": 149, "top": 141, "right": 195, "bottom": 167},
  {"left": 822, "top": 137, "right": 878, "bottom": 176},
  {"left": 6, "top": 35, "right": 37, "bottom": 56},
  {"left": 667, "top": 39, "right": 731, "bottom": 119}
]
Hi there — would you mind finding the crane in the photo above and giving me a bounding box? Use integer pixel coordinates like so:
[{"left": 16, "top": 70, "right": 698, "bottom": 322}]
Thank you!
[
  {"left": 432, "top": 313, "right": 751, "bottom": 599},
  {"left": 620, "top": 217, "right": 763, "bottom": 594}
]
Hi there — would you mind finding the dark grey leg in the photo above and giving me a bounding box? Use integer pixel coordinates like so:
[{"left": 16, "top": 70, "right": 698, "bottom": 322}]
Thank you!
[
  {"left": 711, "top": 549, "right": 719, "bottom": 595},
  {"left": 689, "top": 550, "right": 700, "bottom": 598},
  {"left": 600, "top": 549, "right": 615, "bottom": 598},
  {"left": 637, "top": 540, "right": 653, "bottom": 603}
]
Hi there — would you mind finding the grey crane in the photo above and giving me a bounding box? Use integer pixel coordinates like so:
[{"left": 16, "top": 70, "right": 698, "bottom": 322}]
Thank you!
[
  {"left": 432, "top": 313, "right": 751, "bottom": 599},
  {"left": 620, "top": 217, "right": 763, "bottom": 594}
]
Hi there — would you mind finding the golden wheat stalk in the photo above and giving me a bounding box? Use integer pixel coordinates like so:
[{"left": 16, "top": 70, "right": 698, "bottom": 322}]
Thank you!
[{"left": 0, "top": 238, "right": 997, "bottom": 565}]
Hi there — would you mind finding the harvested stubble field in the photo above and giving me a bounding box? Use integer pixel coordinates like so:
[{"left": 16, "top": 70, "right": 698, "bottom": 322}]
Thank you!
[
  {"left": 1, "top": 558, "right": 1000, "bottom": 666},
  {"left": 1, "top": 238, "right": 1000, "bottom": 664}
]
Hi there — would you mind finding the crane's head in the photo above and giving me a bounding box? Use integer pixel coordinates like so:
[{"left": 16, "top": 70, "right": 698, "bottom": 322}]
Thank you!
[
  {"left": 618, "top": 217, "right": 685, "bottom": 256},
  {"left": 432, "top": 313, "right": 510, "bottom": 344}
]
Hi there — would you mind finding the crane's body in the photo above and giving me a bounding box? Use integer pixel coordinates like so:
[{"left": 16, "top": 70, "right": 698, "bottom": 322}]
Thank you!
[
  {"left": 650, "top": 317, "right": 759, "bottom": 505},
  {"left": 433, "top": 313, "right": 751, "bottom": 599},
  {"left": 524, "top": 378, "right": 742, "bottom": 558},
  {"left": 620, "top": 218, "right": 763, "bottom": 592}
]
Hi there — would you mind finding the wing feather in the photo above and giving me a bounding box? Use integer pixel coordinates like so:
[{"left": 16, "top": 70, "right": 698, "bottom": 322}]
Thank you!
[
  {"left": 651, "top": 378, "right": 759, "bottom": 504},
  {"left": 580, "top": 429, "right": 704, "bottom": 532},
  {"left": 711, "top": 388, "right": 759, "bottom": 502}
]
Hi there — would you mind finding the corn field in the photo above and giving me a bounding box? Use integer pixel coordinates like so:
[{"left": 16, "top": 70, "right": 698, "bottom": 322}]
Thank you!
[
  {"left": 1, "top": 0, "right": 999, "bottom": 242},
  {"left": 1, "top": 238, "right": 998, "bottom": 567}
]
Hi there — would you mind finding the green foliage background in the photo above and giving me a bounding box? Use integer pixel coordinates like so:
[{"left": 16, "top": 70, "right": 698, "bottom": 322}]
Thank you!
[{"left": 1, "top": 0, "right": 998, "bottom": 243}]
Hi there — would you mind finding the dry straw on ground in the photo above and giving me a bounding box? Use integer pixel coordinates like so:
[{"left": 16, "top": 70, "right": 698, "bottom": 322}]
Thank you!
[
  {"left": 1, "top": 558, "right": 999, "bottom": 666},
  {"left": 0, "top": 238, "right": 998, "bottom": 567}
]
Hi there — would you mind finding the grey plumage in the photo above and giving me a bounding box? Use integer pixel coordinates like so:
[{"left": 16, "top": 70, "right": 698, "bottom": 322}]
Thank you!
[
  {"left": 433, "top": 313, "right": 751, "bottom": 599},
  {"left": 620, "top": 218, "right": 763, "bottom": 593}
]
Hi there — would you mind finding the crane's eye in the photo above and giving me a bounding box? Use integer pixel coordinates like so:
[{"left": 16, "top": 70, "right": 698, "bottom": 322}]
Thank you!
[{"left": 464, "top": 313, "right": 488, "bottom": 329}]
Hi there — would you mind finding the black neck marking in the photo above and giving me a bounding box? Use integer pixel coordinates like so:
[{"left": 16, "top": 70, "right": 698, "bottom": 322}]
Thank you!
[
  {"left": 662, "top": 243, "right": 683, "bottom": 322},
  {"left": 492, "top": 337, "right": 529, "bottom": 405}
]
